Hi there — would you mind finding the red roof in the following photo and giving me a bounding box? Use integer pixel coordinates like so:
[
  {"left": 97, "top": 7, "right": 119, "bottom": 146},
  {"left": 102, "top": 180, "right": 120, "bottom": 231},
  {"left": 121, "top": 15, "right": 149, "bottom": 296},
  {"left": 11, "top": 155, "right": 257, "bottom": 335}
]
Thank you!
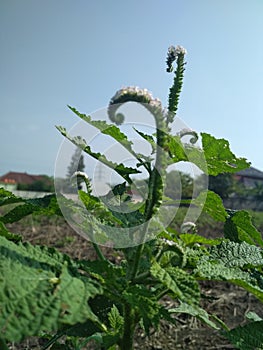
[{"left": 0, "top": 172, "right": 47, "bottom": 185}]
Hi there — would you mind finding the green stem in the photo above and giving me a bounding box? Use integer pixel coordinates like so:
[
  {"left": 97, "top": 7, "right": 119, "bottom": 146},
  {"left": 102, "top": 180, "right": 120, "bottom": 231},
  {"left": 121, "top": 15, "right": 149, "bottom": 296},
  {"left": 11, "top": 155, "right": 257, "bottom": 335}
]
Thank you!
[
  {"left": 0, "top": 339, "right": 8, "bottom": 350},
  {"left": 120, "top": 303, "right": 136, "bottom": 350},
  {"left": 92, "top": 242, "right": 107, "bottom": 261}
]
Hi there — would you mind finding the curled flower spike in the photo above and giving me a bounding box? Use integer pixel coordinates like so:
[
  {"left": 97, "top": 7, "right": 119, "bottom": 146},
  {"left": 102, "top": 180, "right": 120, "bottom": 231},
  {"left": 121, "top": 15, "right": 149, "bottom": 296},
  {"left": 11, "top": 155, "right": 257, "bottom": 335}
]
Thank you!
[
  {"left": 108, "top": 86, "right": 163, "bottom": 125},
  {"left": 166, "top": 45, "right": 187, "bottom": 73}
]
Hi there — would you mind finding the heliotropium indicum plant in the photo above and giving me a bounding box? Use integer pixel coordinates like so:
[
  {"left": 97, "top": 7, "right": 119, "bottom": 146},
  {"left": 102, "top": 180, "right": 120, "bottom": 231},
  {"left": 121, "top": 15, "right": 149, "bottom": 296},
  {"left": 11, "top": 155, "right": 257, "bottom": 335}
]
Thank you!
[{"left": 1, "top": 45, "right": 263, "bottom": 350}]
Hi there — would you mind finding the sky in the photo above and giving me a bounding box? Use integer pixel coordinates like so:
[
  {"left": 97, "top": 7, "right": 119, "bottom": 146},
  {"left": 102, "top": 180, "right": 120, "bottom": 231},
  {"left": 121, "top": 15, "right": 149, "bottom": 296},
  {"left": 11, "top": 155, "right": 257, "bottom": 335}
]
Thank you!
[{"left": 1, "top": 0, "right": 263, "bottom": 179}]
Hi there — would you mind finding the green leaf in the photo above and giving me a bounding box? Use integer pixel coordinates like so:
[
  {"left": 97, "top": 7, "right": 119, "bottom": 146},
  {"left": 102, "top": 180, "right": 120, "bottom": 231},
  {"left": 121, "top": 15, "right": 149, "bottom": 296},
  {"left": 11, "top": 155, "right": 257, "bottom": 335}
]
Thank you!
[
  {"left": 192, "top": 190, "right": 227, "bottom": 222},
  {"left": 0, "top": 188, "right": 23, "bottom": 206},
  {"left": 56, "top": 125, "right": 140, "bottom": 183},
  {"left": 195, "top": 255, "right": 263, "bottom": 302},
  {"left": 209, "top": 241, "right": 263, "bottom": 268},
  {"left": 224, "top": 210, "right": 263, "bottom": 247},
  {"left": 133, "top": 128, "right": 156, "bottom": 153},
  {"left": 123, "top": 285, "right": 175, "bottom": 334},
  {"left": 68, "top": 106, "right": 135, "bottom": 154},
  {"left": 150, "top": 261, "right": 200, "bottom": 304},
  {"left": 201, "top": 133, "right": 250, "bottom": 175},
  {"left": 0, "top": 221, "right": 22, "bottom": 242},
  {"left": 78, "top": 190, "right": 122, "bottom": 226},
  {"left": 0, "top": 237, "right": 102, "bottom": 342},
  {"left": 166, "top": 135, "right": 188, "bottom": 163},
  {"left": 1, "top": 194, "right": 61, "bottom": 224},
  {"left": 179, "top": 233, "right": 221, "bottom": 246},
  {"left": 169, "top": 301, "right": 219, "bottom": 329},
  {"left": 224, "top": 321, "right": 263, "bottom": 350},
  {"left": 108, "top": 305, "right": 124, "bottom": 332}
]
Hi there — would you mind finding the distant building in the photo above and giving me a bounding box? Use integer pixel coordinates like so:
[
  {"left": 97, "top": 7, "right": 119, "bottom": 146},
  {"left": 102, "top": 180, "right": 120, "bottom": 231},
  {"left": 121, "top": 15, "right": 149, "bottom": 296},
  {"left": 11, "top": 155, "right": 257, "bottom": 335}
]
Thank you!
[
  {"left": 234, "top": 167, "right": 263, "bottom": 188},
  {"left": 0, "top": 171, "right": 53, "bottom": 192}
]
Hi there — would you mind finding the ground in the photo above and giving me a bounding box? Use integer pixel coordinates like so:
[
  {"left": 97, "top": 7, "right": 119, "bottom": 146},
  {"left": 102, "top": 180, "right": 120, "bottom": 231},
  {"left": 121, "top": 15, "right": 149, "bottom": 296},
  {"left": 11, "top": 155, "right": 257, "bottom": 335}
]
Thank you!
[{"left": 5, "top": 215, "right": 263, "bottom": 350}]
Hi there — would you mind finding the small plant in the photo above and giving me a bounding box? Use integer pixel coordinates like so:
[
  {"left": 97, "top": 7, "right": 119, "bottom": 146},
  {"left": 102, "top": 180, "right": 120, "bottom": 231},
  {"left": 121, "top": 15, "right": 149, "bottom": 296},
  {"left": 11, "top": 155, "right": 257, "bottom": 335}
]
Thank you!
[{"left": 1, "top": 45, "right": 263, "bottom": 350}]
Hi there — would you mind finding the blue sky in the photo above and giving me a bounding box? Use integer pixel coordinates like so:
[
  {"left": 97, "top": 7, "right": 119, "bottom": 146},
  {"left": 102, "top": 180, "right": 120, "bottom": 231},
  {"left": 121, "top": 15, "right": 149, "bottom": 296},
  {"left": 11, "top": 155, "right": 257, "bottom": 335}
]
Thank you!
[{"left": 1, "top": 0, "right": 263, "bottom": 177}]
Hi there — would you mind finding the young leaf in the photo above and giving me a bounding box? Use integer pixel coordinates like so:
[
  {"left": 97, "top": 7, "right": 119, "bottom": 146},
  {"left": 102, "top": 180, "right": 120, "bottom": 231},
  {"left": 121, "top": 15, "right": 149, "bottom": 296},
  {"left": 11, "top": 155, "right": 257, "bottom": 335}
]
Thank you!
[
  {"left": 108, "top": 305, "right": 124, "bottom": 332},
  {"left": 0, "top": 237, "right": 102, "bottom": 342}
]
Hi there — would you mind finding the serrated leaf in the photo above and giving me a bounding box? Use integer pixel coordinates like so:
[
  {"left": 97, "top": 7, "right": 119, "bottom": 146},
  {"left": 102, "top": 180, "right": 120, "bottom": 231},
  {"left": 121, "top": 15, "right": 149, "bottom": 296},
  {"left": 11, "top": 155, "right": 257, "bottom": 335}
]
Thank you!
[
  {"left": 169, "top": 301, "right": 219, "bottom": 329},
  {"left": 201, "top": 133, "right": 250, "bottom": 175},
  {"left": 224, "top": 210, "right": 263, "bottom": 247},
  {"left": 133, "top": 127, "right": 156, "bottom": 153},
  {"left": 123, "top": 285, "right": 174, "bottom": 334},
  {"left": 150, "top": 261, "right": 200, "bottom": 304},
  {"left": 56, "top": 125, "right": 140, "bottom": 182},
  {"left": 192, "top": 190, "right": 227, "bottom": 222},
  {"left": 210, "top": 241, "right": 263, "bottom": 268},
  {"left": 1, "top": 194, "right": 61, "bottom": 224},
  {"left": 224, "top": 321, "right": 263, "bottom": 350},
  {"left": 68, "top": 106, "right": 134, "bottom": 154},
  {"left": 0, "top": 237, "right": 102, "bottom": 342},
  {"left": 0, "top": 221, "right": 22, "bottom": 242},
  {"left": 108, "top": 305, "right": 123, "bottom": 332},
  {"left": 0, "top": 188, "right": 23, "bottom": 206},
  {"left": 195, "top": 256, "right": 263, "bottom": 302}
]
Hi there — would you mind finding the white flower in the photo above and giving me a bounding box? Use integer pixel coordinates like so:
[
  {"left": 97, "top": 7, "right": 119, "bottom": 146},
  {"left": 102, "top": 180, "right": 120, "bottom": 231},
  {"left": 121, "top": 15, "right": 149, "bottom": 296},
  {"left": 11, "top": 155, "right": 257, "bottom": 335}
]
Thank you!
[{"left": 175, "top": 45, "right": 187, "bottom": 56}]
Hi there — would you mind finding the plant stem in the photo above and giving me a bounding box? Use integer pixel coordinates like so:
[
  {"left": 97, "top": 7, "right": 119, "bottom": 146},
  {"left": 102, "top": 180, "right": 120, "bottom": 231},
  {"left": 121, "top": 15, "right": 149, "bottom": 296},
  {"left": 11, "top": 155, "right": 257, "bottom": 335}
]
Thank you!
[
  {"left": 120, "top": 303, "right": 136, "bottom": 350},
  {"left": 92, "top": 242, "right": 107, "bottom": 261}
]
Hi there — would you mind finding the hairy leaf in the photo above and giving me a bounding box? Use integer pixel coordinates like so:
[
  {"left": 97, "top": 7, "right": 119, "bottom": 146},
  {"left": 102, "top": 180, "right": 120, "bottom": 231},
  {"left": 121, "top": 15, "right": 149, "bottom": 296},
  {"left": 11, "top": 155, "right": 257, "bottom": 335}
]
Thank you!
[
  {"left": 150, "top": 261, "right": 200, "bottom": 304},
  {"left": 209, "top": 241, "right": 263, "bottom": 268},
  {"left": 0, "top": 237, "right": 102, "bottom": 342},
  {"left": 195, "top": 256, "right": 263, "bottom": 302},
  {"left": 224, "top": 321, "right": 263, "bottom": 350}
]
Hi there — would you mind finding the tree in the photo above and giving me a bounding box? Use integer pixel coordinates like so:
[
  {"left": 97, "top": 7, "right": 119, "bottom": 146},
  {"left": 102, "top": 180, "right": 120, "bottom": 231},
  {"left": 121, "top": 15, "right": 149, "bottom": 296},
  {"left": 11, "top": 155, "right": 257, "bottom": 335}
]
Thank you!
[
  {"left": 208, "top": 173, "right": 235, "bottom": 199},
  {"left": 165, "top": 170, "right": 193, "bottom": 200},
  {"left": 66, "top": 148, "right": 85, "bottom": 191}
]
